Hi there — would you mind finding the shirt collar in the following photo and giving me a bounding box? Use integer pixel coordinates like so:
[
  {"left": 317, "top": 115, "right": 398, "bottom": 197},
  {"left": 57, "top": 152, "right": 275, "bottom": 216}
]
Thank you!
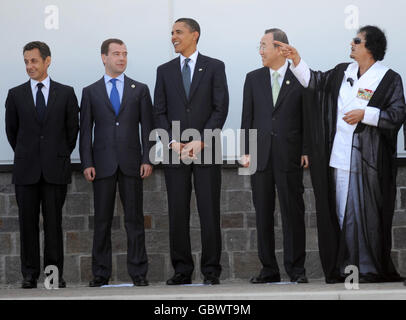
[
  {"left": 269, "top": 60, "right": 288, "bottom": 79},
  {"left": 30, "top": 75, "right": 50, "bottom": 90},
  {"left": 104, "top": 73, "right": 125, "bottom": 84},
  {"left": 180, "top": 50, "right": 199, "bottom": 66}
]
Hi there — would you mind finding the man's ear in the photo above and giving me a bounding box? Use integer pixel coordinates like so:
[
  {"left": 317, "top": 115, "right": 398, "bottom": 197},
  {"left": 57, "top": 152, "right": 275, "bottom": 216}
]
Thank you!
[
  {"left": 45, "top": 56, "right": 51, "bottom": 68},
  {"left": 101, "top": 54, "right": 106, "bottom": 66}
]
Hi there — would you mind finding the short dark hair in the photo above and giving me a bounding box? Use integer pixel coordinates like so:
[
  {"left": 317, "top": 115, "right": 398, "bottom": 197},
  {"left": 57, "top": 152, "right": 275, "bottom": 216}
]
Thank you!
[
  {"left": 23, "top": 41, "right": 51, "bottom": 60},
  {"left": 358, "top": 25, "right": 387, "bottom": 61},
  {"left": 265, "top": 28, "right": 289, "bottom": 47},
  {"left": 101, "top": 38, "right": 124, "bottom": 55},
  {"left": 175, "top": 18, "right": 201, "bottom": 43}
]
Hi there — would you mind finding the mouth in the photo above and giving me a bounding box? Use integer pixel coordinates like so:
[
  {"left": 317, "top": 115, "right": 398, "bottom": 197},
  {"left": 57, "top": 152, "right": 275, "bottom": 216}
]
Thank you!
[{"left": 173, "top": 41, "right": 180, "bottom": 47}]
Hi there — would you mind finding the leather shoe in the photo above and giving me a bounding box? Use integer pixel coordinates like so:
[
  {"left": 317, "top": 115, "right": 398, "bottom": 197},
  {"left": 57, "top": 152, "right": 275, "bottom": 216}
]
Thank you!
[
  {"left": 325, "top": 276, "right": 345, "bottom": 284},
  {"left": 89, "top": 276, "right": 109, "bottom": 287},
  {"left": 250, "top": 274, "right": 281, "bottom": 284},
  {"left": 21, "top": 277, "right": 37, "bottom": 289},
  {"left": 359, "top": 273, "right": 381, "bottom": 283},
  {"left": 291, "top": 275, "right": 309, "bottom": 283},
  {"left": 166, "top": 273, "right": 192, "bottom": 285},
  {"left": 132, "top": 275, "right": 149, "bottom": 286},
  {"left": 203, "top": 274, "right": 220, "bottom": 285}
]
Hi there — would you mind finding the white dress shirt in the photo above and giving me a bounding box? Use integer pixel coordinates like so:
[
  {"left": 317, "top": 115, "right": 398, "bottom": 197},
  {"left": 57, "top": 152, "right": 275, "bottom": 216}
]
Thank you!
[
  {"left": 270, "top": 60, "right": 288, "bottom": 87},
  {"left": 104, "top": 73, "right": 125, "bottom": 103},
  {"left": 180, "top": 50, "right": 199, "bottom": 81},
  {"left": 290, "top": 60, "right": 388, "bottom": 170},
  {"left": 30, "top": 76, "right": 50, "bottom": 106}
]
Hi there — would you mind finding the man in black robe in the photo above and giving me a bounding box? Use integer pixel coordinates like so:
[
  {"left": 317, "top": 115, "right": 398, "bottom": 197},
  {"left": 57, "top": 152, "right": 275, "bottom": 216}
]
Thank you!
[{"left": 275, "top": 25, "right": 405, "bottom": 283}]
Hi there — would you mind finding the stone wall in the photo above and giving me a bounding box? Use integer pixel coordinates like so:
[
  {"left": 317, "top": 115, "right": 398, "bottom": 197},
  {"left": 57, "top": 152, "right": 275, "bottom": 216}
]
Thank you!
[{"left": 1, "top": 167, "right": 406, "bottom": 285}]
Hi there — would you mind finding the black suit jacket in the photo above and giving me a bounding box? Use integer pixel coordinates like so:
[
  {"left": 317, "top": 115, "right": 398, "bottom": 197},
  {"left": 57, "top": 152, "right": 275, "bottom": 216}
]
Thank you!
[
  {"left": 241, "top": 65, "right": 308, "bottom": 172},
  {"left": 79, "top": 75, "right": 154, "bottom": 179},
  {"left": 153, "top": 53, "right": 229, "bottom": 164},
  {"left": 5, "top": 80, "right": 79, "bottom": 185}
]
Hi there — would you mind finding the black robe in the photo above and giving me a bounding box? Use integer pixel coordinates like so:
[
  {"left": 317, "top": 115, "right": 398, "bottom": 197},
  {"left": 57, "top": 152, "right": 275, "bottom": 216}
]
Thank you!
[{"left": 304, "top": 63, "right": 406, "bottom": 281}]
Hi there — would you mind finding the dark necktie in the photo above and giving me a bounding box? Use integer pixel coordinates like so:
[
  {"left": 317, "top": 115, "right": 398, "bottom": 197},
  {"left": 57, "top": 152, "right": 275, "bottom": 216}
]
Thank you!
[
  {"left": 182, "top": 58, "right": 191, "bottom": 98},
  {"left": 36, "top": 82, "right": 46, "bottom": 121},
  {"left": 110, "top": 78, "right": 121, "bottom": 115}
]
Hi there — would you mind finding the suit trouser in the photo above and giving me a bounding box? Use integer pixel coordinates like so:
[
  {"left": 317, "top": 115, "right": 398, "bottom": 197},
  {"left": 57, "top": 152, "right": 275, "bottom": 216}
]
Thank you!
[
  {"left": 164, "top": 164, "right": 222, "bottom": 277},
  {"left": 92, "top": 168, "right": 148, "bottom": 280},
  {"left": 15, "top": 176, "right": 67, "bottom": 279},
  {"left": 251, "top": 157, "right": 306, "bottom": 279}
]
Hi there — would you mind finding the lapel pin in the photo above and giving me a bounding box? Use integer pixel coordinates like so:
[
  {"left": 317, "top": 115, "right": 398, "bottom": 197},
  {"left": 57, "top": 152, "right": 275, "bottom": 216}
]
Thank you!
[
  {"left": 286, "top": 80, "right": 290, "bottom": 85},
  {"left": 199, "top": 68, "right": 203, "bottom": 72},
  {"left": 131, "top": 84, "right": 136, "bottom": 88}
]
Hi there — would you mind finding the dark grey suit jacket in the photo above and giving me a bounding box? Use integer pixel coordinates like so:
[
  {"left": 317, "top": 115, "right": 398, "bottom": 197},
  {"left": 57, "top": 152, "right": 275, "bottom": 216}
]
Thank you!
[{"left": 79, "top": 75, "right": 154, "bottom": 179}]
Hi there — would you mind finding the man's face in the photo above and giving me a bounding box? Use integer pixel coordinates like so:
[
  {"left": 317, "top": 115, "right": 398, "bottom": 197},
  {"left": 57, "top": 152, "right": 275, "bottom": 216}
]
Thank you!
[
  {"left": 24, "top": 48, "right": 50, "bottom": 81},
  {"left": 350, "top": 32, "right": 372, "bottom": 61},
  {"left": 171, "top": 22, "right": 198, "bottom": 55},
  {"left": 102, "top": 43, "right": 127, "bottom": 76},
  {"left": 259, "top": 33, "right": 280, "bottom": 68}
]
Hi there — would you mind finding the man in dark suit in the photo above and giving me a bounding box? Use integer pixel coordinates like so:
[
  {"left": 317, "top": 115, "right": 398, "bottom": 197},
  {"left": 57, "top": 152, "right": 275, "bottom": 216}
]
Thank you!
[
  {"left": 5, "top": 41, "right": 79, "bottom": 289},
  {"left": 240, "top": 29, "right": 309, "bottom": 283},
  {"left": 154, "top": 18, "right": 229, "bottom": 285},
  {"left": 80, "top": 39, "right": 154, "bottom": 287}
]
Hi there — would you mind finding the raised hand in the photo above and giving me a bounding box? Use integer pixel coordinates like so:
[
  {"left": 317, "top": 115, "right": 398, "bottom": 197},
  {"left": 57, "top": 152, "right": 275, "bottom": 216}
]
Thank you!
[{"left": 273, "top": 40, "right": 301, "bottom": 67}]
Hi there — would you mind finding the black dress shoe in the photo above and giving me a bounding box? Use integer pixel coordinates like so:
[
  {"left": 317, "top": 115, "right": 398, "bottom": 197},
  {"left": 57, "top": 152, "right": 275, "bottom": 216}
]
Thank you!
[
  {"left": 21, "top": 277, "right": 37, "bottom": 289},
  {"left": 250, "top": 274, "right": 281, "bottom": 284},
  {"left": 325, "top": 276, "right": 345, "bottom": 284},
  {"left": 166, "top": 273, "right": 192, "bottom": 285},
  {"left": 58, "top": 278, "right": 66, "bottom": 288},
  {"left": 291, "top": 275, "right": 309, "bottom": 283},
  {"left": 132, "top": 275, "right": 149, "bottom": 286},
  {"left": 203, "top": 274, "right": 220, "bottom": 285},
  {"left": 89, "top": 276, "right": 109, "bottom": 287},
  {"left": 359, "top": 273, "right": 381, "bottom": 283}
]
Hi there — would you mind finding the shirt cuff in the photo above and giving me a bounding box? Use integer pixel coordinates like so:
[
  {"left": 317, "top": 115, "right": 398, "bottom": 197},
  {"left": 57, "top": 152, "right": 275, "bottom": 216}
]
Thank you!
[
  {"left": 290, "top": 59, "right": 310, "bottom": 88},
  {"left": 361, "top": 106, "right": 380, "bottom": 127},
  {"left": 168, "top": 140, "right": 176, "bottom": 149}
]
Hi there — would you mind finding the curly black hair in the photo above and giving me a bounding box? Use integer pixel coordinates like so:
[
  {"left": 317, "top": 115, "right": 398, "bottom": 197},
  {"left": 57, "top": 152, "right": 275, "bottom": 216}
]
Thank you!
[{"left": 358, "top": 25, "right": 387, "bottom": 61}]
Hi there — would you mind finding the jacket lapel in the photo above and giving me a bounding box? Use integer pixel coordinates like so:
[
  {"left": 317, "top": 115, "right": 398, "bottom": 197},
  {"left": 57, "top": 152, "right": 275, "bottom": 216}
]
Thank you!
[
  {"left": 118, "top": 75, "right": 133, "bottom": 116},
  {"left": 188, "top": 53, "right": 207, "bottom": 101},
  {"left": 22, "top": 81, "right": 40, "bottom": 123},
  {"left": 273, "top": 67, "right": 295, "bottom": 111},
  {"left": 42, "top": 79, "right": 57, "bottom": 124},
  {"left": 96, "top": 77, "right": 116, "bottom": 115},
  {"left": 259, "top": 67, "right": 274, "bottom": 110},
  {"left": 171, "top": 58, "right": 188, "bottom": 105}
]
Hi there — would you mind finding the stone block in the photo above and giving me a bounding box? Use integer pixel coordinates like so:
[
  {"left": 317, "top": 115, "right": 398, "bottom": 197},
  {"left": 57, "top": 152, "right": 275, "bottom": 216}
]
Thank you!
[
  {"left": 400, "top": 188, "right": 406, "bottom": 209},
  {"left": 393, "top": 210, "right": 406, "bottom": 226},
  {"left": 143, "top": 171, "right": 163, "bottom": 192},
  {"left": 0, "top": 234, "right": 12, "bottom": 254},
  {"left": 303, "top": 169, "right": 313, "bottom": 188},
  {"left": 115, "top": 253, "right": 132, "bottom": 283},
  {"left": 221, "top": 169, "right": 248, "bottom": 190},
  {"left": 6, "top": 195, "right": 19, "bottom": 217},
  {"left": 221, "top": 213, "right": 244, "bottom": 228},
  {"left": 306, "top": 228, "right": 319, "bottom": 251},
  {"left": 246, "top": 211, "right": 257, "bottom": 228},
  {"left": 0, "top": 217, "right": 19, "bottom": 232},
  {"left": 0, "top": 195, "right": 6, "bottom": 216},
  {"left": 73, "top": 172, "right": 93, "bottom": 193},
  {"left": 66, "top": 231, "right": 93, "bottom": 254},
  {"left": 111, "top": 230, "right": 127, "bottom": 253},
  {"left": 65, "top": 193, "right": 91, "bottom": 216},
  {"left": 63, "top": 255, "right": 80, "bottom": 283},
  {"left": 62, "top": 216, "right": 86, "bottom": 231},
  {"left": 225, "top": 229, "right": 249, "bottom": 251},
  {"left": 393, "top": 227, "right": 406, "bottom": 249},
  {"left": 154, "top": 215, "right": 169, "bottom": 230},
  {"left": 304, "top": 250, "right": 324, "bottom": 280},
  {"left": 190, "top": 229, "right": 202, "bottom": 252},
  {"left": 399, "top": 250, "right": 406, "bottom": 277},
  {"left": 304, "top": 189, "right": 316, "bottom": 212},
  {"left": 5, "top": 255, "right": 20, "bottom": 284},
  {"left": 145, "top": 231, "right": 169, "bottom": 253},
  {"left": 89, "top": 215, "right": 120, "bottom": 231},
  {"left": 144, "top": 215, "right": 152, "bottom": 229},
  {"left": 226, "top": 191, "right": 253, "bottom": 212},
  {"left": 79, "top": 255, "right": 92, "bottom": 284},
  {"left": 143, "top": 191, "right": 167, "bottom": 214},
  {"left": 0, "top": 174, "right": 13, "bottom": 193},
  {"left": 233, "top": 252, "right": 261, "bottom": 279},
  {"left": 220, "top": 251, "right": 230, "bottom": 280}
]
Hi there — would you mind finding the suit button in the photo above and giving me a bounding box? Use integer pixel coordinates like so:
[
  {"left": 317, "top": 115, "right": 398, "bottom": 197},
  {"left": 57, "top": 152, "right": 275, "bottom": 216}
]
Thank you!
[
  {"left": 186, "top": 108, "right": 191, "bottom": 113},
  {"left": 40, "top": 136, "right": 44, "bottom": 139},
  {"left": 272, "top": 117, "right": 276, "bottom": 121},
  {"left": 116, "top": 122, "right": 119, "bottom": 126}
]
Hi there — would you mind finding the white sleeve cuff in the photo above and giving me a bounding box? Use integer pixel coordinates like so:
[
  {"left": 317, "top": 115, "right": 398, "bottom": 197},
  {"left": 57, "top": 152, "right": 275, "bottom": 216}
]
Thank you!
[
  {"left": 362, "top": 107, "right": 380, "bottom": 127},
  {"left": 289, "top": 59, "right": 310, "bottom": 88},
  {"left": 168, "top": 139, "right": 176, "bottom": 148}
]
